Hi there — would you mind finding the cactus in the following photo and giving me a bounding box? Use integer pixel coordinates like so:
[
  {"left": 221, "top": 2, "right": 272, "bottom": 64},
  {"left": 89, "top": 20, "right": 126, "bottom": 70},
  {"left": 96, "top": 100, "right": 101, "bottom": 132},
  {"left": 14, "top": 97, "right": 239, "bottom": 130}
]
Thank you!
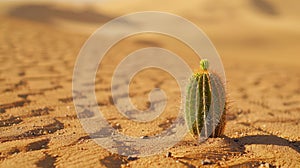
[{"left": 185, "top": 59, "right": 226, "bottom": 140}]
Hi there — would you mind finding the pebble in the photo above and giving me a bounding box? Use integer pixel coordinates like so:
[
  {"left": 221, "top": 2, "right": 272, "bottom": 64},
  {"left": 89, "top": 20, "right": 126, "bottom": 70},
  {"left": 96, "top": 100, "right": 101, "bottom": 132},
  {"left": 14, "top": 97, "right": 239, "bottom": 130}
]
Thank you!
[
  {"left": 140, "top": 136, "right": 149, "bottom": 139},
  {"left": 259, "top": 162, "right": 270, "bottom": 168},
  {"left": 201, "top": 159, "right": 212, "bottom": 165},
  {"left": 265, "top": 163, "right": 270, "bottom": 168},
  {"left": 113, "top": 123, "right": 121, "bottom": 129},
  {"left": 127, "top": 155, "right": 138, "bottom": 161},
  {"left": 166, "top": 152, "right": 172, "bottom": 158}
]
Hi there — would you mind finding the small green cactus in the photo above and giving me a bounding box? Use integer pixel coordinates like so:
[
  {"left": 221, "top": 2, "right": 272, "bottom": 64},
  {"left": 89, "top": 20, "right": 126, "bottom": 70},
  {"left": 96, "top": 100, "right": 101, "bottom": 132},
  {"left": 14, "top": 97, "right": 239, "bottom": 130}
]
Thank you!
[{"left": 185, "top": 59, "right": 226, "bottom": 140}]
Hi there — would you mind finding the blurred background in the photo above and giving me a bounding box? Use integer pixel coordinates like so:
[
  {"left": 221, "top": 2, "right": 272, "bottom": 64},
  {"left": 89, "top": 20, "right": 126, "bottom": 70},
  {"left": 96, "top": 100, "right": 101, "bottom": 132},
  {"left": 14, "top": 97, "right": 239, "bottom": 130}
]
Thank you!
[{"left": 1, "top": 0, "right": 299, "bottom": 67}]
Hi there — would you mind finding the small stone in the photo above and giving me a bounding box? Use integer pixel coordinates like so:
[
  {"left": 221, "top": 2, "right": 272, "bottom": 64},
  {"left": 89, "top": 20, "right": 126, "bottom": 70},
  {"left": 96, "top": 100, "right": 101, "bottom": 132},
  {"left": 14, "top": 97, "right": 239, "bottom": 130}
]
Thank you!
[
  {"left": 113, "top": 123, "right": 121, "bottom": 129},
  {"left": 127, "top": 155, "right": 138, "bottom": 161},
  {"left": 140, "top": 136, "right": 149, "bottom": 139},
  {"left": 166, "top": 152, "right": 172, "bottom": 158},
  {"left": 201, "top": 159, "right": 212, "bottom": 165},
  {"left": 265, "top": 163, "right": 270, "bottom": 168}
]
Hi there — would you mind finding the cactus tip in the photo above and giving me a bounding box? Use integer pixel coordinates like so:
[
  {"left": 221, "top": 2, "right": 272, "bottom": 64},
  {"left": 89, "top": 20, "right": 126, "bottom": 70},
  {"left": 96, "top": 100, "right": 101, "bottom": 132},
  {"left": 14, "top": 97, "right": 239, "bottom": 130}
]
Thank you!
[{"left": 200, "top": 59, "right": 209, "bottom": 71}]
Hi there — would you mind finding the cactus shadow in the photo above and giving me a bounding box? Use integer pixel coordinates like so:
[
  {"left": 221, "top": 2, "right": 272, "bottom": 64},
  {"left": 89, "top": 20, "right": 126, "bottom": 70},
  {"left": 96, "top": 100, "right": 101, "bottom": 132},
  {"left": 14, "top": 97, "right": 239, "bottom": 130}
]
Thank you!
[{"left": 224, "top": 135, "right": 300, "bottom": 154}]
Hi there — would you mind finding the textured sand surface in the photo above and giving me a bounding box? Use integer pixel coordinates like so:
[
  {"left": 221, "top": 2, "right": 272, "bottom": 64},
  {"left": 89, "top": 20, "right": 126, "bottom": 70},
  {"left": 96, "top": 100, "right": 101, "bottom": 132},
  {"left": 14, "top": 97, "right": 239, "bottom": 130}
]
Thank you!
[{"left": 0, "top": 1, "right": 300, "bottom": 167}]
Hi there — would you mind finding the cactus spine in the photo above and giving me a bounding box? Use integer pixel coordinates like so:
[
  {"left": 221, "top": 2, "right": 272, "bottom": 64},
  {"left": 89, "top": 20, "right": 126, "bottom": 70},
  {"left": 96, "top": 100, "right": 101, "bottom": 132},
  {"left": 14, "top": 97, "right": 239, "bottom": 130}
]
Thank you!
[{"left": 185, "top": 59, "right": 226, "bottom": 139}]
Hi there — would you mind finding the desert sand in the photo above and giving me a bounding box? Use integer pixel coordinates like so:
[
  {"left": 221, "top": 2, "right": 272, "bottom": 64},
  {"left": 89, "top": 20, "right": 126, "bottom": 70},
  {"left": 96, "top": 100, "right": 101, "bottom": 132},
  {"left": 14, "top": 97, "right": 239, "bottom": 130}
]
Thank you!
[{"left": 0, "top": 0, "right": 299, "bottom": 167}]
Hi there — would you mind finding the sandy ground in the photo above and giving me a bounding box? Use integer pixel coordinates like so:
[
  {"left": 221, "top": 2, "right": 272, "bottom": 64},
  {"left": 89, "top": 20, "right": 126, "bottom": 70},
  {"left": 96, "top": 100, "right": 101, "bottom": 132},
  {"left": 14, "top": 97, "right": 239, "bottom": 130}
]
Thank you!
[{"left": 0, "top": 0, "right": 300, "bottom": 167}]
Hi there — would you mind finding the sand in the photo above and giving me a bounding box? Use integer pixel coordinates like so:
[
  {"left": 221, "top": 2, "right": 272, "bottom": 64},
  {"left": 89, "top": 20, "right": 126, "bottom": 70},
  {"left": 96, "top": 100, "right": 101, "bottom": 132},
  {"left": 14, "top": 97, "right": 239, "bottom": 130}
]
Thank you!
[{"left": 0, "top": 0, "right": 299, "bottom": 167}]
